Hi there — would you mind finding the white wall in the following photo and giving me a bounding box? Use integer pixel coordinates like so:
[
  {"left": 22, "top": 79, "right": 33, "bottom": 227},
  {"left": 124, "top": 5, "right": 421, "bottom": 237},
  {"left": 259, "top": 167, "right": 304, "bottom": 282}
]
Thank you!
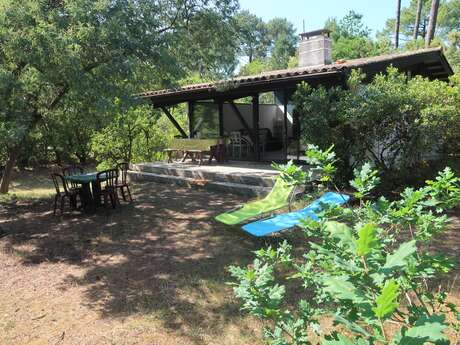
[{"left": 222, "top": 103, "right": 293, "bottom": 138}]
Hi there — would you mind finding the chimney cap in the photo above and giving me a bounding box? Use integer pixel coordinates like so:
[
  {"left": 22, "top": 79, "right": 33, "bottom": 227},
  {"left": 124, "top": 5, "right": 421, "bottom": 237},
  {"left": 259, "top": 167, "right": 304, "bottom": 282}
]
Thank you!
[{"left": 300, "top": 29, "right": 331, "bottom": 39}]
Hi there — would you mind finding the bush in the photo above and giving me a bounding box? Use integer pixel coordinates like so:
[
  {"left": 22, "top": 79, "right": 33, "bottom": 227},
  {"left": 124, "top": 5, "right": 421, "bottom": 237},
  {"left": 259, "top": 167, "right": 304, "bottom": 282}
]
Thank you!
[
  {"left": 293, "top": 68, "right": 460, "bottom": 186},
  {"left": 91, "top": 105, "right": 183, "bottom": 170},
  {"left": 229, "top": 146, "right": 460, "bottom": 344}
]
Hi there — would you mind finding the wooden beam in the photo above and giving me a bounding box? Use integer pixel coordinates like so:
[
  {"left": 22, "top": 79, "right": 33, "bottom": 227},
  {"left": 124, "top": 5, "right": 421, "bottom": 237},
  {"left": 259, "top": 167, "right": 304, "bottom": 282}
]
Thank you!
[
  {"left": 252, "top": 94, "right": 260, "bottom": 161},
  {"left": 229, "top": 101, "right": 255, "bottom": 142},
  {"left": 160, "top": 106, "right": 187, "bottom": 138},
  {"left": 187, "top": 101, "right": 194, "bottom": 138},
  {"left": 283, "top": 89, "right": 288, "bottom": 160},
  {"left": 218, "top": 101, "right": 224, "bottom": 137}
]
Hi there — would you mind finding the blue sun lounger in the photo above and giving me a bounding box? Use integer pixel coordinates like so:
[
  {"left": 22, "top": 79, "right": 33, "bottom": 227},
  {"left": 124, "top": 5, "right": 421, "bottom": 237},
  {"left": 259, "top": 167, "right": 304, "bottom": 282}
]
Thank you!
[{"left": 241, "top": 192, "right": 350, "bottom": 237}]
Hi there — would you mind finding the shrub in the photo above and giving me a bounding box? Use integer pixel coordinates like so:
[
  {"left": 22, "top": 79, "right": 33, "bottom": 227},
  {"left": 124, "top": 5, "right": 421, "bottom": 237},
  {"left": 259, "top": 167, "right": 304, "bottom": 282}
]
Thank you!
[
  {"left": 229, "top": 146, "right": 460, "bottom": 344},
  {"left": 293, "top": 68, "right": 460, "bottom": 186}
]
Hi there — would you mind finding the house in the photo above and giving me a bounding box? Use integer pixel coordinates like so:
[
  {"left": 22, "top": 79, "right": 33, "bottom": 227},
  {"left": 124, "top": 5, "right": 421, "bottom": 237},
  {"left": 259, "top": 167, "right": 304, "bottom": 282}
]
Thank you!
[{"left": 137, "top": 29, "right": 453, "bottom": 163}]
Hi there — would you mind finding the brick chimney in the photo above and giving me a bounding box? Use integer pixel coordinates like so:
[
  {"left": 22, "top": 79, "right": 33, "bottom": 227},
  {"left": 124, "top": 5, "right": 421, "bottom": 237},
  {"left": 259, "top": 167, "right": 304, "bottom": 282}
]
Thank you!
[{"left": 298, "top": 29, "right": 332, "bottom": 67}]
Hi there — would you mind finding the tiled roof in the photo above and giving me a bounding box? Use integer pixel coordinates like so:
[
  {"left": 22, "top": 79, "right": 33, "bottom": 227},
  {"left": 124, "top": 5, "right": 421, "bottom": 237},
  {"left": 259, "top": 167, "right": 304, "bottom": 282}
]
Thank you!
[{"left": 137, "top": 47, "right": 452, "bottom": 100}]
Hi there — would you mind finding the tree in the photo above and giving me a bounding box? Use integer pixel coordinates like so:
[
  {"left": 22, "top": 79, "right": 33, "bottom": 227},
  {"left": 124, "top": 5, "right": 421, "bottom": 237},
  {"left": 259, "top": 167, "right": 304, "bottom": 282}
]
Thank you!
[
  {"left": 0, "top": 0, "right": 238, "bottom": 193},
  {"left": 325, "top": 11, "right": 385, "bottom": 61},
  {"left": 426, "top": 0, "right": 441, "bottom": 46},
  {"left": 235, "top": 10, "right": 269, "bottom": 63},
  {"left": 413, "top": 0, "right": 423, "bottom": 39},
  {"left": 395, "top": 0, "right": 402, "bottom": 48},
  {"left": 266, "top": 18, "right": 297, "bottom": 69}
]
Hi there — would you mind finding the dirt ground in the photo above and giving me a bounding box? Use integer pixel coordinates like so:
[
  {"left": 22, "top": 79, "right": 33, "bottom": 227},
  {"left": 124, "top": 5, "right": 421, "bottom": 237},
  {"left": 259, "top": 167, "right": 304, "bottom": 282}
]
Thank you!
[{"left": 0, "top": 177, "right": 459, "bottom": 344}]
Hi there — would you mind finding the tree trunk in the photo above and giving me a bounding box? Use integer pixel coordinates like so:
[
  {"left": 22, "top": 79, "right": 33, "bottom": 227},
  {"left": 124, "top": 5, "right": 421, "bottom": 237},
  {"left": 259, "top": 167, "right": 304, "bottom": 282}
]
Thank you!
[
  {"left": 413, "top": 0, "right": 423, "bottom": 40},
  {"left": 395, "top": 0, "right": 402, "bottom": 48},
  {"left": 425, "top": 0, "right": 440, "bottom": 47},
  {"left": 0, "top": 146, "right": 20, "bottom": 194}
]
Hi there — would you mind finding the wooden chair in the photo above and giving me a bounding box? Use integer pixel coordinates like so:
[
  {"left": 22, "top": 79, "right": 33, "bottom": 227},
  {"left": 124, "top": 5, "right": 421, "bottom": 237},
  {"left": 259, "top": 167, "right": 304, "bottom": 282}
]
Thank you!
[
  {"left": 116, "top": 162, "right": 133, "bottom": 202},
  {"left": 51, "top": 173, "right": 80, "bottom": 215},
  {"left": 62, "top": 165, "right": 84, "bottom": 192},
  {"left": 96, "top": 169, "right": 119, "bottom": 209}
]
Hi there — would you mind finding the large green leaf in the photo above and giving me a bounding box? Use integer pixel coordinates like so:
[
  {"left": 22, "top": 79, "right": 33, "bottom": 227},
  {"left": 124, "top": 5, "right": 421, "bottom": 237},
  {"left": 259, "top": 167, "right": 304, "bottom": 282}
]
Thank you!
[
  {"left": 372, "top": 279, "right": 400, "bottom": 320},
  {"left": 322, "top": 276, "right": 366, "bottom": 303},
  {"left": 382, "top": 240, "right": 417, "bottom": 272},
  {"left": 399, "top": 314, "right": 449, "bottom": 345},
  {"left": 324, "top": 221, "right": 356, "bottom": 250},
  {"left": 356, "top": 223, "right": 379, "bottom": 256}
]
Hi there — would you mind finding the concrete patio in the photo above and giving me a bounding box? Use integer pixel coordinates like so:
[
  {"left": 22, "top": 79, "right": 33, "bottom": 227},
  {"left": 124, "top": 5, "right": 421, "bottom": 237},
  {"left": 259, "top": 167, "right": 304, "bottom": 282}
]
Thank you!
[{"left": 128, "top": 161, "right": 280, "bottom": 196}]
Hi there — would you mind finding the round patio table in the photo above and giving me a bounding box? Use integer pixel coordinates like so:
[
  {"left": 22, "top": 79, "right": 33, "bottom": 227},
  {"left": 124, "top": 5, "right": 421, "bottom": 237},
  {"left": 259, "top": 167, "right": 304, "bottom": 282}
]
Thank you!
[{"left": 65, "top": 172, "right": 107, "bottom": 211}]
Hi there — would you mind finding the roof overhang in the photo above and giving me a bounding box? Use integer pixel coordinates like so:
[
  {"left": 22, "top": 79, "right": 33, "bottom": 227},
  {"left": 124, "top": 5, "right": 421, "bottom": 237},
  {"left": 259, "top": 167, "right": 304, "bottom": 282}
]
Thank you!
[{"left": 137, "top": 47, "right": 453, "bottom": 107}]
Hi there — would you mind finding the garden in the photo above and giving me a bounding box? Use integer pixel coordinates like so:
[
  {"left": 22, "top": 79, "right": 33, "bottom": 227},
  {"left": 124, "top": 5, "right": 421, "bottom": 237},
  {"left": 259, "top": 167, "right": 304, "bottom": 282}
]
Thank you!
[{"left": 1, "top": 1, "right": 460, "bottom": 344}]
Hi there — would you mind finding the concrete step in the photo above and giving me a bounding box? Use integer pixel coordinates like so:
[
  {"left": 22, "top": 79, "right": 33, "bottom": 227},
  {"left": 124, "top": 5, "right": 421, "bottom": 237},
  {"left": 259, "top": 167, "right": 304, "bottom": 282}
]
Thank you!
[
  {"left": 128, "top": 170, "right": 272, "bottom": 197},
  {"left": 131, "top": 162, "right": 277, "bottom": 187}
]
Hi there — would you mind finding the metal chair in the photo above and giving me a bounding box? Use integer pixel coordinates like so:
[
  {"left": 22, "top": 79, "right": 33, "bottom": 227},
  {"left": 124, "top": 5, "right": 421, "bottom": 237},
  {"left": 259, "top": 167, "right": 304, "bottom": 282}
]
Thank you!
[
  {"left": 51, "top": 173, "right": 80, "bottom": 215},
  {"left": 116, "top": 162, "right": 133, "bottom": 202},
  {"left": 96, "top": 169, "right": 119, "bottom": 209},
  {"left": 230, "top": 131, "right": 250, "bottom": 159}
]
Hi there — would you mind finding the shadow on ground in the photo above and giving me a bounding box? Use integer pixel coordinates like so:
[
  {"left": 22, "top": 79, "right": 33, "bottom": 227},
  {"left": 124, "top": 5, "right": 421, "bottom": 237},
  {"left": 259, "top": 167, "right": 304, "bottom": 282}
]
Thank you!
[{"left": 0, "top": 182, "right": 269, "bottom": 344}]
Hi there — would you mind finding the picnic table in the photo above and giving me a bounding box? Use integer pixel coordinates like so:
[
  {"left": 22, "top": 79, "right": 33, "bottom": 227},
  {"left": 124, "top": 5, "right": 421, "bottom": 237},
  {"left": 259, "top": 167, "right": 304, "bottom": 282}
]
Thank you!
[
  {"left": 164, "top": 138, "right": 227, "bottom": 165},
  {"left": 65, "top": 172, "right": 106, "bottom": 211}
]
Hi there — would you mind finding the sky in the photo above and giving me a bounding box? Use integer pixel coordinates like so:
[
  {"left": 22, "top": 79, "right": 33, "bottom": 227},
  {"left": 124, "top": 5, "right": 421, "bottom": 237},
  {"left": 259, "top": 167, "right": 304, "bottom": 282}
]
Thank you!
[{"left": 239, "top": 0, "right": 411, "bottom": 37}]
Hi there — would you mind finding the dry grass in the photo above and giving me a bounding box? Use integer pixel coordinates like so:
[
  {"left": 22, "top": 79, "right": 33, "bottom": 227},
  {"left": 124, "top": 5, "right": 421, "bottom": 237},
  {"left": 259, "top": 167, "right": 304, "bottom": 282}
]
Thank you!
[
  {"left": 0, "top": 170, "right": 459, "bottom": 344},
  {"left": 0, "top": 168, "right": 55, "bottom": 202},
  {"left": 0, "top": 177, "right": 266, "bottom": 345}
]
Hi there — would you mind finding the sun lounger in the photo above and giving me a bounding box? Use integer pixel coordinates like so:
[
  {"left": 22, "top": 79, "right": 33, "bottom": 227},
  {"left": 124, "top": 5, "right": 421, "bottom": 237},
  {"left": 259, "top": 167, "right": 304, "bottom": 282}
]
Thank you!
[
  {"left": 215, "top": 177, "right": 295, "bottom": 225},
  {"left": 241, "top": 192, "right": 350, "bottom": 237}
]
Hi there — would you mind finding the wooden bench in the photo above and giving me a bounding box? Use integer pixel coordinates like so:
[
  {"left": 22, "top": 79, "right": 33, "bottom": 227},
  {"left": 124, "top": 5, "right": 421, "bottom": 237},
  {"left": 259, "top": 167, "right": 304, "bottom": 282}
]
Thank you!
[{"left": 164, "top": 138, "right": 226, "bottom": 165}]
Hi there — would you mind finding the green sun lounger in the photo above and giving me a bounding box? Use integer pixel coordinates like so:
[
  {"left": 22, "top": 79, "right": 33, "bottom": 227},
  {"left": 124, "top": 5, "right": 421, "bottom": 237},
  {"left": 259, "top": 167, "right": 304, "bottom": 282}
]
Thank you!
[{"left": 215, "top": 177, "right": 295, "bottom": 225}]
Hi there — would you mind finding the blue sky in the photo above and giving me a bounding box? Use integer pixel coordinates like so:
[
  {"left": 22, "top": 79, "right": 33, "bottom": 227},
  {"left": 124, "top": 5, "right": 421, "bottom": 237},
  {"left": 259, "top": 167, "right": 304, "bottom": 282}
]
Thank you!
[{"left": 239, "top": 0, "right": 411, "bottom": 37}]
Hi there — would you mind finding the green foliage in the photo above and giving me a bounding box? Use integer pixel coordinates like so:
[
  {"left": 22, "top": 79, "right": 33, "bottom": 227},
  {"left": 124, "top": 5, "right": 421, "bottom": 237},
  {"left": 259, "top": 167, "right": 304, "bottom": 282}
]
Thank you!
[
  {"left": 272, "top": 145, "right": 336, "bottom": 188},
  {"left": 91, "top": 104, "right": 181, "bottom": 169},
  {"left": 293, "top": 67, "right": 460, "bottom": 185},
  {"left": 325, "top": 11, "right": 390, "bottom": 61},
  {"left": 229, "top": 146, "right": 460, "bottom": 345}
]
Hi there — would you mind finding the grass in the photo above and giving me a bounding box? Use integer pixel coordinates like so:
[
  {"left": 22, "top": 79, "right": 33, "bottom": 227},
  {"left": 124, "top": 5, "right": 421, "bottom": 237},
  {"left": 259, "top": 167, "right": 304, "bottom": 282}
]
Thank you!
[
  {"left": 0, "top": 168, "right": 55, "bottom": 202},
  {"left": 0, "top": 169, "right": 459, "bottom": 344},
  {"left": 0, "top": 169, "right": 264, "bottom": 345}
]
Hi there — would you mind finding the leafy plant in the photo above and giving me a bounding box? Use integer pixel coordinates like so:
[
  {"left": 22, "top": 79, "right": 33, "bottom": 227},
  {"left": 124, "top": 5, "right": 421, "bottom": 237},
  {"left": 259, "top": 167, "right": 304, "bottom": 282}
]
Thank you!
[{"left": 229, "top": 146, "right": 460, "bottom": 344}]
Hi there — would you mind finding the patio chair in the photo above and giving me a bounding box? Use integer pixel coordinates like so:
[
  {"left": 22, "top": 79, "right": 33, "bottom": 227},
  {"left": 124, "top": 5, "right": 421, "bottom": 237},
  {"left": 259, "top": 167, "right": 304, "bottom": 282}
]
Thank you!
[
  {"left": 51, "top": 173, "right": 80, "bottom": 215},
  {"left": 96, "top": 169, "right": 119, "bottom": 209},
  {"left": 215, "top": 177, "right": 295, "bottom": 226},
  {"left": 230, "top": 131, "right": 250, "bottom": 159},
  {"left": 116, "top": 162, "right": 133, "bottom": 202},
  {"left": 241, "top": 192, "right": 350, "bottom": 236},
  {"left": 62, "top": 165, "right": 85, "bottom": 192}
]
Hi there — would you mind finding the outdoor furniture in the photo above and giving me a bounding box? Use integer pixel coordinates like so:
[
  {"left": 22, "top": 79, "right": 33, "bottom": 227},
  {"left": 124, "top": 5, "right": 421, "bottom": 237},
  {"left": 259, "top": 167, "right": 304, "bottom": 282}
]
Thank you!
[
  {"left": 116, "top": 162, "right": 133, "bottom": 202},
  {"left": 242, "top": 192, "right": 350, "bottom": 236},
  {"left": 164, "top": 138, "right": 222, "bottom": 165},
  {"left": 51, "top": 173, "right": 80, "bottom": 215},
  {"left": 229, "top": 131, "right": 251, "bottom": 159},
  {"left": 62, "top": 165, "right": 84, "bottom": 193},
  {"left": 215, "top": 177, "right": 295, "bottom": 225},
  {"left": 65, "top": 171, "right": 107, "bottom": 211},
  {"left": 96, "top": 169, "right": 119, "bottom": 209}
]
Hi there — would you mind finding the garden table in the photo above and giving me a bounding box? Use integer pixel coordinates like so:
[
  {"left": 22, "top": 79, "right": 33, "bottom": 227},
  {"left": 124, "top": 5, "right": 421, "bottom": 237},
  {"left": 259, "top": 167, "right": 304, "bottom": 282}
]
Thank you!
[{"left": 65, "top": 172, "right": 107, "bottom": 211}]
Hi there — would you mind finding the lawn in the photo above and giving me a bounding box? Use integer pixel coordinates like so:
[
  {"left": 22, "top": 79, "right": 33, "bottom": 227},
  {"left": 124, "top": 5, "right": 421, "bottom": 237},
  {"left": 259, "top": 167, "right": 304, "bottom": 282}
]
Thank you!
[{"left": 0, "top": 170, "right": 460, "bottom": 344}]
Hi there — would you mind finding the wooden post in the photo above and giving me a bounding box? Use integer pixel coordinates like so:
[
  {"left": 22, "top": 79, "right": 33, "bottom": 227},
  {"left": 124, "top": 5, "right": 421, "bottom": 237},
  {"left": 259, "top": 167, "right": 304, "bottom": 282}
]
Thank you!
[
  {"left": 283, "top": 90, "right": 288, "bottom": 160},
  {"left": 188, "top": 101, "right": 194, "bottom": 138},
  {"left": 218, "top": 101, "right": 224, "bottom": 137},
  {"left": 252, "top": 94, "right": 260, "bottom": 161}
]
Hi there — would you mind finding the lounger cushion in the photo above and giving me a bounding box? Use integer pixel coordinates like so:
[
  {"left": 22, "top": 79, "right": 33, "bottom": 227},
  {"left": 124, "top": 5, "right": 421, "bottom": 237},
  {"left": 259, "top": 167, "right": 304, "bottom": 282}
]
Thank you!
[{"left": 241, "top": 192, "right": 350, "bottom": 236}]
